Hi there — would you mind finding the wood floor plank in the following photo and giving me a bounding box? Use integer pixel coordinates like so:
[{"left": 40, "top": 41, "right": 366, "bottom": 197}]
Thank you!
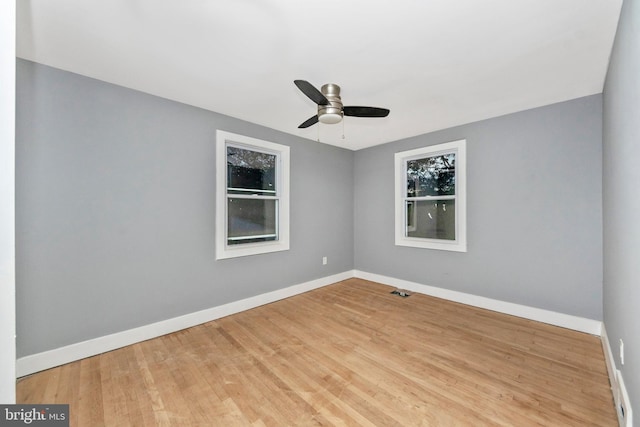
[
  {"left": 76, "top": 356, "right": 105, "bottom": 426},
  {"left": 226, "top": 316, "right": 386, "bottom": 426},
  {"left": 16, "top": 278, "right": 617, "bottom": 426}
]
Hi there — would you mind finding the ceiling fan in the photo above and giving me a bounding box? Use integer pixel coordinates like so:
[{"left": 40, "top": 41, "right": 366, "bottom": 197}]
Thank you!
[{"left": 294, "top": 80, "right": 390, "bottom": 128}]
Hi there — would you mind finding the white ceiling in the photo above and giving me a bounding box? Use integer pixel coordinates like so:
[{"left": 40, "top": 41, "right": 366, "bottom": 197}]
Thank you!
[{"left": 17, "top": 0, "right": 623, "bottom": 150}]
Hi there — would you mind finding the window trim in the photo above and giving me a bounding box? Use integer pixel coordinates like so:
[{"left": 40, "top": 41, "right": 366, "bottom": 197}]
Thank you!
[
  {"left": 394, "top": 139, "right": 467, "bottom": 252},
  {"left": 216, "top": 130, "right": 290, "bottom": 260}
]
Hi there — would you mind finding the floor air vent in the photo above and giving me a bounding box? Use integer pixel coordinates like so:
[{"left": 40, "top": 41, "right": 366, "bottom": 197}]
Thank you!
[{"left": 391, "top": 290, "right": 410, "bottom": 298}]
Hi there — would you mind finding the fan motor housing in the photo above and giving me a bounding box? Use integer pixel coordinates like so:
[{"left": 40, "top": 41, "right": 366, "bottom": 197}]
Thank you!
[{"left": 318, "top": 84, "right": 344, "bottom": 124}]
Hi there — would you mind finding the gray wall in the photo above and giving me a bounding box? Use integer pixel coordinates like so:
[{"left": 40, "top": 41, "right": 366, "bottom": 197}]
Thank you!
[
  {"left": 16, "top": 58, "right": 608, "bottom": 364},
  {"left": 354, "top": 95, "right": 603, "bottom": 320},
  {"left": 16, "top": 60, "right": 354, "bottom": 357},
  {"left": 603, "top": 0, "right": 640, "bottom": 415}
]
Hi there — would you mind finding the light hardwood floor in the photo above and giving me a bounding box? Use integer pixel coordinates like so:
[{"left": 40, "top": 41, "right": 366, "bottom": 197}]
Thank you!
[{"left": 17, "top": 279, "right": 617, "bottom": 426}]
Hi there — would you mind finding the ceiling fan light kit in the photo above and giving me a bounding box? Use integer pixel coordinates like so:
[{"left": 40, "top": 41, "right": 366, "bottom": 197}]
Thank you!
[
  {"left": 294, "top": 80, "right": 389, "bottom": 129},
  {"left": 318, "top": 110, "right": 343, "bottom": 124}
]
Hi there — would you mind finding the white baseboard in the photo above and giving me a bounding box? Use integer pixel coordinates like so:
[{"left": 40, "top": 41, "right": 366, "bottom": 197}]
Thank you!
[
  {"left": 354, "top": 270, "right": 603, "bottom": 335},
  {"left": 601, "top": 325, "right": 618, "bottom": 393},
  {"left": 17, "top": 269, "right": 603, "bottom": 377},
  {"left": 16, "top": 270, "right": 355, "bottom": 377}
]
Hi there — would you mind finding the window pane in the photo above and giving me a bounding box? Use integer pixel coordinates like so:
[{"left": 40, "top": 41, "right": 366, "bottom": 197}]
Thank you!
[
  {"left": 406, "top": 153, "right": 456, "bottom": 197},
  {"left": 406, "top": 199, "right": 455, "bottom": 240},
  {"left": 227, "top": 146, "right": 276, "bottom": 195},
  {"left": 228, "top": 198, "right": 277, "bottom": 245}
]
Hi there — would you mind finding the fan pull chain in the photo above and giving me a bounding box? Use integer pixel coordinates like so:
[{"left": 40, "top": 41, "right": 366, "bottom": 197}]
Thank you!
[
  {"left": 317, "top": 123, "right": 320, "bottom": 142},
  {"left": 342, "top": 119, "right": 345, "bottom": 139}
]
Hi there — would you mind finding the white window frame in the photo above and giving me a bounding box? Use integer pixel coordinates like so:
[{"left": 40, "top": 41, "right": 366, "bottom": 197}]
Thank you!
[
  {"left": 394, "top": 139, "right": 467, "bottom": 252},
  {"left": 216, "top": 130, "right": 290, "bottom": 260}
]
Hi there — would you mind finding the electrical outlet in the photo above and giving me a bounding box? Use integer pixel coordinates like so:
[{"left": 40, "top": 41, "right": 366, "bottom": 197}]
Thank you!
[
  {"left": 619, "top": 339, "right": 624, "bottom": 365},
  {"left": 322, "top": 256, "right": 327, "bottom": 265}
]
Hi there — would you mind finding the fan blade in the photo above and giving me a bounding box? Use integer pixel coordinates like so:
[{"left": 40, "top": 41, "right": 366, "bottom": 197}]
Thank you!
[
  {"left": 298, "top": 115, "right": 319, "bottom": 128},
  {"left": 343, "top": 106, "right": 390, "bottom": 118},
  {"left": 294, "top": 80, "right": 329, "bottom": 105}
]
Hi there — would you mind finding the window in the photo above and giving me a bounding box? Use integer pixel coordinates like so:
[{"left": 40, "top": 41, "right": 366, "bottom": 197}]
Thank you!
[
  {"left": 395, "top": 139, "right": 466, "bottom": 252},
  {"left": 216, "top": 130, "right": 290, "bottom": 259}
]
